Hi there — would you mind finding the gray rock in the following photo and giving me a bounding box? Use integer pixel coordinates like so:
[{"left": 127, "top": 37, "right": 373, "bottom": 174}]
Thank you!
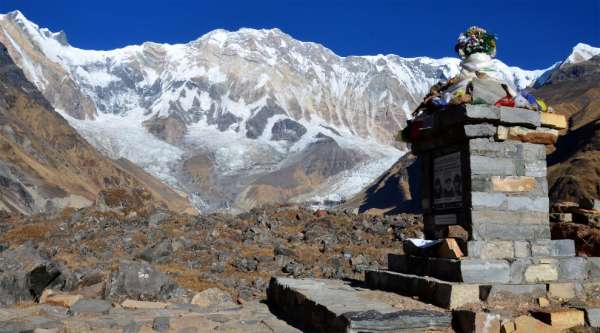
[
  {"left": 585, "top": 308, "right": 600, "bottom": 328},
  {"left": 104, "top": 260, "right": 192, "bottom": 303},
  {"left": 122, "top": 321, "right": 140, "bottom": 333},
  {"left": 191, "top": 288, "right": 238, "bottom": 310},
  {"left": 137, "top": 239, "right": 173, "bottom": 263},
  {"left": 69, "top": 299, "right": 112, "bottom": 315},
  {"left": 233, "top": 257, "right": 258, "bottom": 272},
  {"left": 0, "top": 243, "right": 72, "bottom": 305},
  {"left": 153, "top": 316, "right": 170, "bottom": 332},
  {"left": 147, "top": 211, "right": 170, "bottom": 227},
  {"left": 470, "top": 79, "right": 507, "bottom": 105},
  {"left": 0, "top": 316, "right": 63, "bottom": 333}
]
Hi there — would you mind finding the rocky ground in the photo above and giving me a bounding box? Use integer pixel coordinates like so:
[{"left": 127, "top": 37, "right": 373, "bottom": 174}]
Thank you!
[{"left": 0, "top": 187, "right": 423, "bottom": 332}]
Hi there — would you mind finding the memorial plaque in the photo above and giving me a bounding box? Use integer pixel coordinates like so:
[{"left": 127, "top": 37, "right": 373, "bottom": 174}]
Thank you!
[{"left": 433, "top": 152, "right": 463, "bottom": 210}]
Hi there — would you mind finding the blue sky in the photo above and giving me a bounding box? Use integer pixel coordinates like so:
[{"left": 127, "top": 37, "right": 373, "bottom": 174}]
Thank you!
[{"left": 1, "top": 0, "right": 598, "bottom": 69}]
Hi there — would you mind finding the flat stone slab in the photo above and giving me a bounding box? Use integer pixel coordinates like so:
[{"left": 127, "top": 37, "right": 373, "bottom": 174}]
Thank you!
[{"left": 267, "top": 277, "right": 451, "bottom": 332}]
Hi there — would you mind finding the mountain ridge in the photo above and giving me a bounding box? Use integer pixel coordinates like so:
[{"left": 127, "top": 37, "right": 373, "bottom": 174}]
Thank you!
[{"left": 1, "top": 10, "right": 595, "bottom": 213}]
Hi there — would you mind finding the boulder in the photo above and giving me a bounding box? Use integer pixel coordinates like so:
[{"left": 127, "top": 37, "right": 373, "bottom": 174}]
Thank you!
[
  {"left": 190, "top": 288, "right": 238, "bottom": 310},
  {"left": 104, "top": 260, "right": 192, "bottom": 303},
  {"left": 136, "top": 239, "right": 173, "bottom": 263},
  {"left": 0, "top": 243, "right": 73, "bottom": 305}
]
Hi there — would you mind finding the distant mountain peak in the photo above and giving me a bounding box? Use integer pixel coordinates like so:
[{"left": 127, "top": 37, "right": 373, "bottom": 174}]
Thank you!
[{"left": 563, "top": 43, "right": 600, "bottom": 66}]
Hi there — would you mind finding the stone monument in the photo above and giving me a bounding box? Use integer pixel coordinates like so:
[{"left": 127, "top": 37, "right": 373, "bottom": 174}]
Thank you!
[{"left": 367, "top": 27, "right": 600, "bottom": 313}]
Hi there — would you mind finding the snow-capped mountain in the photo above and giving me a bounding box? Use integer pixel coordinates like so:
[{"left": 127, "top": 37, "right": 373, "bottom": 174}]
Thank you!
[{"left": 0, "top": 10, "right": 552, "bottom": 212}]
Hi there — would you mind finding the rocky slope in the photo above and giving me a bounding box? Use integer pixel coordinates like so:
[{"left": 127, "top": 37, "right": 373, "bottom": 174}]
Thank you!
[
  {"left": 0, "top": 41, "right": 194, "bottom": 215},
  {"left": 0, "top": 187, "right": 423, "bottom": 304},
  {"left": 0, "top": 10, "right": 546, "bottom": 213}
]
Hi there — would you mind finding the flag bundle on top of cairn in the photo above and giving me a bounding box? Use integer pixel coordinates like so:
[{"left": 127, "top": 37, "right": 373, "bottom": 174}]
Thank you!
[
  {"left": 401, "top": 26, "right": 565, "bottom": 146},
  {"left": 412, "top": 26, "right": 549, "bottom": 117}
]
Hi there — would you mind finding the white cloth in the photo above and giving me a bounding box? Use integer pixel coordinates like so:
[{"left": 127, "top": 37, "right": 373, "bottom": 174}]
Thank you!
[{"left": 458, "top": 53, "right": 517, "bottom": 97}]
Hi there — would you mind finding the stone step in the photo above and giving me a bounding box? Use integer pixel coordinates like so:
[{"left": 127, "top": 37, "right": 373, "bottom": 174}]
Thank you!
[
  {"left": 365, "top": 270, "right": 481, "bottom": 309},
  {"left": 403, "top": 239, "right": 576, "bottom": 259},
  {"left": 365, "top": 270, "right": 583, "bottom": 310},
  {"left": 389, "top": 254, "right": 593, "bottom": 284},
  {"left": 467, "top": 239, "right": 575, "bottom": 259},
  {"left": 266, "top": 277, "right": 452, "bottom": 333}
]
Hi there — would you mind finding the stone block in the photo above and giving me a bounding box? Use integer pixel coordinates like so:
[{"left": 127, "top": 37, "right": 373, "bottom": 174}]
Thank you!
[
  {"left": 589, "top": 257, "right": 600, "bottom": 279},
  {"left": 540, "top": 112, "right": 568, "bottom": 130},
  {"left": 496, "top": 126, "right": 508, "bottom": 141},
  {"left": 470, "top": 156, "right": 515, "bottom": 176},
  {"left": 506, "top": 196, "right": 549, "bottom": 213},
  {"left": 453, "top": 310, "right": 501, "bottom": 333},
  {"left": 523, "top": 160, "right": 547, "bottom": 177},
  {"left": 472, "top": 192, "right": 507, "bottom": 209},
  {"left": 464, "top": 124, "right": 497, "bottom": 138},
  {"left": 524, "top": 263, "right": 559, "bottom": 283},
  {"left": 514, "top": 241, "right": 531, "bottom": 258},
  {"left": 501, "top": 320, "right": 516, "bottom": 333},
  {"left": 513, "top": 315, "right": 560, "bottom": 333},
  {"left": 547, "top": 283, "right": 576, "bottom": 300},
  {"left": 471, "top": 222, "right": 550, "bottom": 241},
  {"left": 584, "top": 308, "right": 600, "bottom": 328},
  {"left": 469, "top": 138, "right": 518, "bottom": 158},
  {"left": 438, "top": 239, "right": 464, "bottom": 259},
  {"left": 507, "top": 126, "right": 558, "bottom": 145},
  {"left": 549, "top": 213, "right": 572, "bottom": 223},
  {"left": 521, "top": 142, "right": 547, "bottom": 161},
  {"left": 491, "top": 176, "right": 535, "bottom": 192},
  {"left": 481, "top": 284, "right": 546, "bottom": 302},
  {"left": 558, "top": 257, "right": 588, "bottom": 281},
  {"left": 532, "top": 309, "right": 586, "bottom": 330},
  {"left": 471, "top": 209, "right": 548, "bottom": 225},
  {"left": 446, "top": 225, "right": 469, "bottom": 242},
  {"left": 461, "top": 260, "right": 510, "bottom": 283},
  {"left": 499, "top": 107, "right": 541, "bottom": 128},
  {"left": 465, "top": 104, "right": 500, "bottom": 121},
  {"left": 530, "top": 240, "right": 575, "bottom": 257},
  {"left": 467, "top": 241, "right": 514, "bottom": 259},
  {"left": 538, "top": 297, "right": 550, "bottom": 307}
]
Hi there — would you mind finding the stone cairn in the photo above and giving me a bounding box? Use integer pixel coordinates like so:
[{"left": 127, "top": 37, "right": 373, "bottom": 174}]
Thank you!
[{"left": 366, "top": 105, "right": 600, "bottom": 328}]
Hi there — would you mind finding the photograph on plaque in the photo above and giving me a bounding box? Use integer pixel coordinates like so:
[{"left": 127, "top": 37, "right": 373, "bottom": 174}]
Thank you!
[{"left": 433, "top": 151, "right": 462, "bottom": 209}]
